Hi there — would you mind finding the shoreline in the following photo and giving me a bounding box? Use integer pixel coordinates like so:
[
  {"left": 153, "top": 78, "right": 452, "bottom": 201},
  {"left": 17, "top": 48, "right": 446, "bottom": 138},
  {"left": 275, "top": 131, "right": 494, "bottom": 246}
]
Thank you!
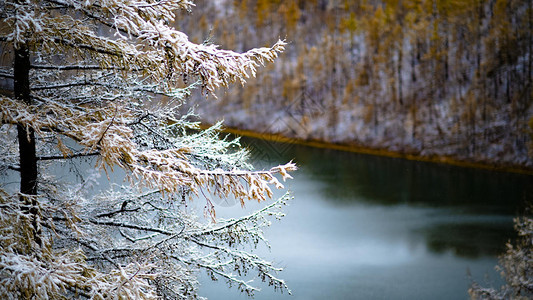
[{"left": 217, "top": 126, "right": 533, "bottom": 176}]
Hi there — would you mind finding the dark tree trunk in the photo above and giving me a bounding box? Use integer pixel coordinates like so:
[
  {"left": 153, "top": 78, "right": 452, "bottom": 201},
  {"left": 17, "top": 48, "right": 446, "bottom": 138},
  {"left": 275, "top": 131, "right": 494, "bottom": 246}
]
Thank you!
[
  {"left": 525, "top": 2, "right": 532, "bottom": 154},
  {"left": 15, "top": 44, "right": 37, "bottom": 195},
  {"left": 14, "top": 43, "right": 41, "bottom": 246}
]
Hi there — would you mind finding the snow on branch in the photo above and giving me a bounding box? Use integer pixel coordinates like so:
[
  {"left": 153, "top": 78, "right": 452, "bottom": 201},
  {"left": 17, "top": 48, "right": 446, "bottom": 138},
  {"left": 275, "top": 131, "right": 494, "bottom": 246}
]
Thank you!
[
  {"left": 0, "top": 191, "right": 159, "bottom": 299},
  {"left": 32, "top": 186, "right": 293, "bottom": 298},
  {"left": 1, "top": 96, "right": 297, "bottom": 209},
  {"left": 4, "top": 0, "right": 285, "bottom": 96},
  {"left": 1, "top": 0, "right": 294, "bottom": 298}
]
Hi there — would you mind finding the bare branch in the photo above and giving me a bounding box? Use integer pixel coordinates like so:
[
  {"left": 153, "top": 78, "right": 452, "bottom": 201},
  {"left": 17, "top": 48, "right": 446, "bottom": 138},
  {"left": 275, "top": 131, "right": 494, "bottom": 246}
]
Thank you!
[
  {"left": 31, "top": 64, "right": 110, "bottom": 70},
  {"left": 119, "top": 230, "right": 160, "bottom": 243},
  {"left": 8, "top": 166, "right": 20, "bottom": 172},
  {"left": 0, "top": 71, "right": 14, "bottom": 79},
  {"left": 37, "top": 152, "right": 100, "bottom": 161},
  {"left": 88, "top": 219, "right": 175, "bottom": 235},
  {"left": 30, "top": 64, "right": 145, "bottom": 72},
  {"left": 95, "top": 202, "right": 140, "bottom": 218},
  {"left": 31, "top": 81, "right": 95, "bottom": 91}
]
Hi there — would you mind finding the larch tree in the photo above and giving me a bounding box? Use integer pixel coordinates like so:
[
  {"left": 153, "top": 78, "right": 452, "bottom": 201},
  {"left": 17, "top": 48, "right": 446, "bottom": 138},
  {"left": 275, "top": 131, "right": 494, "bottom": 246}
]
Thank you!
[
  {"left": 0, "top": 0, "right": 296, "bottom": 299},
  {"left": 469, "top": 216, "right": 533, "bottom": 299}
]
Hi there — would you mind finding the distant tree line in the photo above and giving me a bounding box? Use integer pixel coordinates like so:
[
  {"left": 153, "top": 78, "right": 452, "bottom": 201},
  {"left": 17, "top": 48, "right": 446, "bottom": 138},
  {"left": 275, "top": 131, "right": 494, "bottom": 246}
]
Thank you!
[{"left": 180, "top": 0, "right": 533, "bottom": 169}]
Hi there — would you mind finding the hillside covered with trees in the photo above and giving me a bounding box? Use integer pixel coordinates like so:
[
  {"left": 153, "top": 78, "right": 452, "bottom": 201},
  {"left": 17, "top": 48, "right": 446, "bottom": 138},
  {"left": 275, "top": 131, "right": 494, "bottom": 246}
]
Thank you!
[{"left": 179, "top": 0, "right": 533, "bottom": 170}]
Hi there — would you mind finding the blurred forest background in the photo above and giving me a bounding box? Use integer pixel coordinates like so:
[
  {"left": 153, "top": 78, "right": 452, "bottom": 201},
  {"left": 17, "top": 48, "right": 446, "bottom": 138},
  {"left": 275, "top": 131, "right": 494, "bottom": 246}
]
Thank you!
[{"left": 177, "top": 0, "right": 533, "bottom": 169}]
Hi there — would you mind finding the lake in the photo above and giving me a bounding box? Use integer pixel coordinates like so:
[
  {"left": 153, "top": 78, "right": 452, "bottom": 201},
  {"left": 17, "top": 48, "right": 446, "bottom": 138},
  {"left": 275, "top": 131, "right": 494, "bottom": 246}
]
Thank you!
[
  {"left": 198, "top": 137, "right": 532, "bottom": 299},
  {"left": 3, "top": 136, "right": 529, "bottom": 299}
]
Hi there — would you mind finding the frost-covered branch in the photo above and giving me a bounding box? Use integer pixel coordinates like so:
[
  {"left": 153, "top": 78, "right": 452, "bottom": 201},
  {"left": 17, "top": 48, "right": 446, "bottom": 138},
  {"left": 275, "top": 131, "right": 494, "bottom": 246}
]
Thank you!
[
  {"left": 183, "top": 238, "right": 289, "bottom": 296},
  {"left": 1, "top": 0, "right": 293, "bottom": 298},
  {"left": 177, "top": 255, "right": 262, "bottom": 297},
  {"left": 193, "top": 193, "right": 290, "bottom": 237},
  {"left": 5, "top": 0, "right": 285, "bottom": 95},
  {"left": 470, "top": 216, "right": 533, "bottom": 299}
]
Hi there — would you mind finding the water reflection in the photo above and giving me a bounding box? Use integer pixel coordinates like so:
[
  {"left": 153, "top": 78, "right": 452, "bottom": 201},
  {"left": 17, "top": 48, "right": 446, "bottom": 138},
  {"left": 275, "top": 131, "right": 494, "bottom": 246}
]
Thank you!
[
  {"left": 197, "top": 138, "right": 533, "bottom": 299},
  {"left": 418, "top": 221, "right": 513, "bottom": 258},
  {"left": 269, "top": 142, "right": 531, "bottom": 213}
]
